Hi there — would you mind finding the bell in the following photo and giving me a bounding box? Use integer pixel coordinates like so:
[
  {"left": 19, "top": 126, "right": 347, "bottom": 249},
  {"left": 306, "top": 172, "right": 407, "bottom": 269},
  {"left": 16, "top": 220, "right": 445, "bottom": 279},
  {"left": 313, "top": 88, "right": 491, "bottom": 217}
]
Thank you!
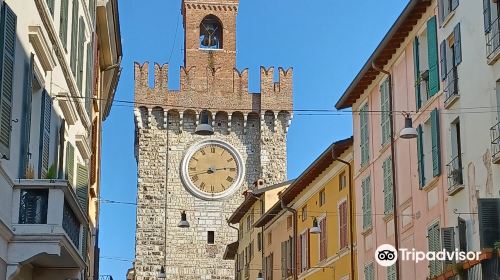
[
  {"left": 256, "top": 272, "right": 264, "bottom": 280},
  {"left": 400, "top": 115, "right": 418, "bottom": 139},
  {"left": 158, "top": 266, "right": 166, "bottom": 279},
  {"left": 178, "top": 211, "right": 190, "bottom": 228},
  {"left": 195, "top": 110, "right": 214, "bottom": 135},
  {"left": 310, "top": 217, "right": 321, "bottom": 234}
]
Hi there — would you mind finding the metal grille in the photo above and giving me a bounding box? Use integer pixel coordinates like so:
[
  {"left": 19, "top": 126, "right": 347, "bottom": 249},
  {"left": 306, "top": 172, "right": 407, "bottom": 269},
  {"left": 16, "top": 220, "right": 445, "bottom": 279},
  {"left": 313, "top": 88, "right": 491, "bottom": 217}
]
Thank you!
[
  {"left": 62, "top": 201, "right": 80, "bottom": 248},
  {"left": 444, "top": 67, "right": 459, "bottom": 104},
  {"left": 487, "top": 17, "right": 500, "bottom": 61},
  {"left": 19, "top": 189, "right": 48, "bottom": 224},
  {"left": 446, "top": 154, "right": 463, "bottom": 189},
  {"left": 490, "top": 122, "right": 500, "bottom": 161}
]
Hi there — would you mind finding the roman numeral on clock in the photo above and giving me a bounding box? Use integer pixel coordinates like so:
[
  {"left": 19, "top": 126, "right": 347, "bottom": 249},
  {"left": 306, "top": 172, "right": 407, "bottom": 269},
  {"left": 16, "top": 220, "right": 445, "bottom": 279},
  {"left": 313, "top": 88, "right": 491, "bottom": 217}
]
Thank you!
[
  {"left": 227, "top": 158, "right": 234, "bottom": 163},
  {"left": 200, "top": 149, "right": 206, "bottom": 155},
  {"left": 200, "top": 182, "right": 206, "bottom": 189},
  {"left": 191, "top": 175, "right": 199, "bottom": 182},
  {"left": 226, "top": 176, "right": 234, "bottom": 183},
  {"left": 211, "top": 147, "right": 216, "bottom": 153}
]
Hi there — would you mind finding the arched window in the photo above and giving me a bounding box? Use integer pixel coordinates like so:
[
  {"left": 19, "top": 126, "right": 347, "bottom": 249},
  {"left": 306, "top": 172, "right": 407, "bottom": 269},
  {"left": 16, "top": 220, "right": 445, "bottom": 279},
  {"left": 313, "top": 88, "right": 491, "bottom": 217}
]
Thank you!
[{"left": 200, "top": 15, "right": 223, "bottom": 49}]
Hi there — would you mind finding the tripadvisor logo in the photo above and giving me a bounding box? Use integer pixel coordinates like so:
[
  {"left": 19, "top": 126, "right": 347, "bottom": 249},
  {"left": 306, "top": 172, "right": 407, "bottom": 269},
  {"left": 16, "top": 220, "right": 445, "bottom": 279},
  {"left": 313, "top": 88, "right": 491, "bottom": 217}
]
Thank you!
[{"left": 375, "top": 244, "right": 481, "bottom": 267}]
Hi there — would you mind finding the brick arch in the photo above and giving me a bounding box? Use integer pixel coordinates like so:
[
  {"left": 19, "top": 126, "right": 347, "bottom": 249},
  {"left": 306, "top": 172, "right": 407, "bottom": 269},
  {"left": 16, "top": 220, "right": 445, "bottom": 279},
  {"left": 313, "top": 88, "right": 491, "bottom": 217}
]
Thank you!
[
  {"left": 166, "top": 109, "right": 180, "bottom": 131},
  {"left": 231, "top": 111, "right": 244, "bottom": 133},
  {"left": 199, "top": 14, "right": 223, "bottom": 49}
]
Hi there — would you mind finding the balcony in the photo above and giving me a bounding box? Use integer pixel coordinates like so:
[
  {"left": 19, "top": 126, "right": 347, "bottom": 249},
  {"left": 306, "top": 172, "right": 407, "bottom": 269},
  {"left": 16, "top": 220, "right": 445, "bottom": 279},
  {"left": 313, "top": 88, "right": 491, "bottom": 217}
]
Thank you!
[
  {"left": 486, "top": 17, "right": 500, "bottom": 64},
  {"left": 417, "top": 69, "right": 430, "bottom": 101},
  {"left": 444, "top": 67, "right": 459, "bottom": 108},
  {"left": 446, "top": 154, "right": 464, "bottom": 195},
  {"left": 491, "top": 122, "right": 500, "bottom": 163},
  {"left": 7, "top": 179, "right": 88, "bottom": 279}
]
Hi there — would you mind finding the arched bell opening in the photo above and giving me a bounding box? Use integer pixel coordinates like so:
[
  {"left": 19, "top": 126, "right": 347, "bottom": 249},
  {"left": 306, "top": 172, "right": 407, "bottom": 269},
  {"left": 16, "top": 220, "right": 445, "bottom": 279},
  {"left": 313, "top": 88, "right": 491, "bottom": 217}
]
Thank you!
[{"left": 199, "top": 15, "right": 223, "bottom": 49}]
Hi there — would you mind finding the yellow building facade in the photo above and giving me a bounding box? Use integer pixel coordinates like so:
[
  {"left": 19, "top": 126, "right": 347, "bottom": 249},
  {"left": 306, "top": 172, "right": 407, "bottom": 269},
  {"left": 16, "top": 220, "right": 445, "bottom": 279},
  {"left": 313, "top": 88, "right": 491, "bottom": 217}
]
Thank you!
[{"left": 255, "top": 137, "right": 355, "bottom": 280}]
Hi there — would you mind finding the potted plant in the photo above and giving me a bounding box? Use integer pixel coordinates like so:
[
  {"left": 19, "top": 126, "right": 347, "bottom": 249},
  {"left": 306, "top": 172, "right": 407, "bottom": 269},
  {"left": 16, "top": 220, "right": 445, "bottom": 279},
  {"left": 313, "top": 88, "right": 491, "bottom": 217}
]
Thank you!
[{"left": 44, "top": 164, "right": 57, "bottom": 180}]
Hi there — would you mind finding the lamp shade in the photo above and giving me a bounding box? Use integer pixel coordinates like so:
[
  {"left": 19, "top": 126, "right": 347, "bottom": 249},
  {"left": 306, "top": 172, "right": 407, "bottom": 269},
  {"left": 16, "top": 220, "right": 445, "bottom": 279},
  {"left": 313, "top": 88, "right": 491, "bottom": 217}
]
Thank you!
[
  {"left": 195, "top": 110, "right": 214, "bottom": 135},
  {"left": 256, "top": 272, "right": 264, "bottom": 280},
  {"left": 310, "top": 217, "right": 321, "bottom": 234},
  {"left": 400, "top": 116, "right": 418, "bottom": 139}
]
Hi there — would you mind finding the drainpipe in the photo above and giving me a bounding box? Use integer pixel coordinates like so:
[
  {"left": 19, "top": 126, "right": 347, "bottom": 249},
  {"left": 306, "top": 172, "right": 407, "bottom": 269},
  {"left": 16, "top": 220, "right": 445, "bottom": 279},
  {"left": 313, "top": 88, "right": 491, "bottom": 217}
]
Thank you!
[
  {"left": 372, "top": 62, "right": 400, "bottom": 280},
  {"left": 280, "top": 197, "right": 298, "bottom": 280},
  {"left": 227, "top": 220, "right": 240, "bottom": 279},
  {"left": 332, "top": 155, "right": 355, "bottom": 280}
]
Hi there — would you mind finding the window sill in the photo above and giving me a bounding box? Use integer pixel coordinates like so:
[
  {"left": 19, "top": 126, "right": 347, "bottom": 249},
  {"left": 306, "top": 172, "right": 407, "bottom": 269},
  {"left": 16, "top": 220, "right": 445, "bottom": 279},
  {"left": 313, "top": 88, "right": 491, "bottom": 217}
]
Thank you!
[
  {"left": 383, "top": 212, "right": 394, "bottom": 222},
  {"left": 199, "top": 48, "right": 224, "bottom": 52},
  {"left": 421, "top": 176, "right": 439, "bottom": 192},
  {"left": 415, "top": 90, "right": 441, "bottom": 119},
  {"left": 447, "top": 184, "right": 464, "bottom": 196},
  {"left": 380, "top": 142, "right": 390, "bottom": 154},
  {"left": 440, "top": 10, "right": 455, "bottom": 29},
  {"left": 361, "top": 227, "right": 373, "bottom": 237},
  {"left": 444, "top": 93, "right": 459, "bottom": 109},
  {"left": 358, "top": 162, "right": 370, "bottom": 175}
]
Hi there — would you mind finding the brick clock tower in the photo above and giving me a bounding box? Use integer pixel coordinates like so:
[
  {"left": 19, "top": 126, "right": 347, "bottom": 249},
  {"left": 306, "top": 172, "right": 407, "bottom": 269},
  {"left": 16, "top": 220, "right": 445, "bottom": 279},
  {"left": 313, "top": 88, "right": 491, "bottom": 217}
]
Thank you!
[{"left": 132, "top": 0, "right": 293, "bottom": 279}]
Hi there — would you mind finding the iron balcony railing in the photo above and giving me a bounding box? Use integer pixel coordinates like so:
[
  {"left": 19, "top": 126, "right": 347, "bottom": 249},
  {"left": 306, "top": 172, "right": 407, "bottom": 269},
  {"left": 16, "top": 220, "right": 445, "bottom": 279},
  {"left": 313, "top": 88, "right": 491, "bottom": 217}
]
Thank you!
[
  {"left": 19, "top": 189, "right": 49, "bottom": 224},
  {"left": 487, "top": 16, "right": 500, "bottom": 61},
  {"left": 447, "top": 154, "right": 463, "bottom": 190},
  {"left": 491, "top": 121, "right": 500, "bottom": 162},
  {"left": 63, "top": 201, "right": 81, "bottom": 248},
  {"left": 444, "top": 67, "right": 459, "bottom": 104}
]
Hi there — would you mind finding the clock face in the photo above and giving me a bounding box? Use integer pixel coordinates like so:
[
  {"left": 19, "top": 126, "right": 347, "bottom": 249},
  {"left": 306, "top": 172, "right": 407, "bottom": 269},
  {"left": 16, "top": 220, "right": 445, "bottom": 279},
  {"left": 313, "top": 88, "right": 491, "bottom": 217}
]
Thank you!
[{"left": 181, "top": 140, "right": 245, "bottom": 200}]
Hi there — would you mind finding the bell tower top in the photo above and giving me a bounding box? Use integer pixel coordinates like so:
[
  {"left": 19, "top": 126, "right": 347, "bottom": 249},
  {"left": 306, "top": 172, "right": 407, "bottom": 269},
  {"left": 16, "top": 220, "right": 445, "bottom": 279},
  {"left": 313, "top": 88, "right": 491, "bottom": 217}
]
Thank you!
[{"left": 182, "top": 0, "right": 238, "bottom": 71}]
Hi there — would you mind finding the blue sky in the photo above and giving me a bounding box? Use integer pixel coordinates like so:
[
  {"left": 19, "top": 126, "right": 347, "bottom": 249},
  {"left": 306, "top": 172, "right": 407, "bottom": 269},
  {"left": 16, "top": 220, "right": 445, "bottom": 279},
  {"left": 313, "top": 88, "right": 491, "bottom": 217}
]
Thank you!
[{"left": 99, "top": 0, "right": 409, "bottom": 277}]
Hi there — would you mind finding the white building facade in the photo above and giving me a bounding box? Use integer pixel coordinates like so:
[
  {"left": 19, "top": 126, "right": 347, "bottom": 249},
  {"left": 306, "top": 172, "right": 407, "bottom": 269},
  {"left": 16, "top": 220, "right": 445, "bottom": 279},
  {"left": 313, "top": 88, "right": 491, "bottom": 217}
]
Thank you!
[{"left": 0, "top": 0, "right": 121, "bottom": 279}]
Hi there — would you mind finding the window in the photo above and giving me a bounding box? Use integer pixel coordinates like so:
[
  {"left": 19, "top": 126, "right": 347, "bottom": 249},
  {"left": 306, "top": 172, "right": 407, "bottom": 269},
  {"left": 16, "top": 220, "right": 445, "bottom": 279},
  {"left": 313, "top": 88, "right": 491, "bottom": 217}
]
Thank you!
[
  {"left": 281, "top": 238, "right": 293, "bottom": 279},
  {"left": 38, "top": 91, "right": 52, "bottom": 179},
  {"left": 207, "top": 231, "right": 215, "bottom": 244},
  {"left": 65, "top": 142, "right": 75, "bottom": 186},
  {"left": 265, "top": 253, "right": 273, "bottom": 280},
  {"left": 339, "top": 201, "right": 348, "bottom": 249},
  {"left": 427, "top": 222, "right": 442, "bottom": 277},
  {"left": 447, "top": 118, "right": 463, "bottom": 188},
  {"left": 250, "top": 240, "right": 254, "bottom": 260},
  {"left": 319, "top": 217, "right": 328, "bottom": 261},
  {"left": 361, "top": 176, "right": 372, "bottom": 230},
  {"left": 484, "top": 0, "right": 500, "bottom": 59},
  {"left": 319, "top": 189, "right": 326, "bottom": 206},
  {"left": 76, "top": 17, "right": 86, "bottom": 93},
  {"left": 299, "top": 231, "right": 309, "bottom": 272},
  {"left": 0, "top": 2, "right": 16, "bottom": 160},
  {"left": 200, "top": 15, "right": 223, "bottom": 49},
  {"left": 76, "top": 164, "right": 89, "bottom": 213},
  {"left": 286, "top": 215, "right": 293, "bottom": 229},
  {"left": 380, "top": 78, "right": 391, "bottom": 146},
  {"left": 46, "top": 0, "right": 55, "bottom": 16},
  {"left": 19, "top": 189, "right": 49, "bottom": 224},
  {"left": 268, "top": 231, "right": 272, "bottom": 245},
  {"left": 360, "top": 102, "right": 370, "bottom": 166},
  {"left": 438, "top": 0, "right": 458, "bottom": 24},
  {"left": 387, "top": 264, "right": 396, "bottom": 280},
  {"left": 339, "top": 171, "right": 347, "bottom": 191},
  {"left": 383, "top": 156, "right": 394, "bottom": 215},
  {"left": 59, "top": 0, "right": 69, "bottom": 50},
  {"left": 246, "top": 214, "right": 252, "bottom": 231},
  {"left": 301, "top": 205, "right": 307, "bottom": 222},
  {"left": 441, "top": 24, "right": 462, "bottom": 104},
  {"left": 70, "top": 0, "right": 79, "bottom": 75},
  {"left": 413, "top": 16, "right": 439, "bottom": 110},
  {"left": 257, "top": 232, "right": 262, "bottom": 251},
  {"left": 364, "top": 263, "right": 374, "bottom": 280},
  {"left": 416, "top": 109, "right": 441, "bottom": 188}
]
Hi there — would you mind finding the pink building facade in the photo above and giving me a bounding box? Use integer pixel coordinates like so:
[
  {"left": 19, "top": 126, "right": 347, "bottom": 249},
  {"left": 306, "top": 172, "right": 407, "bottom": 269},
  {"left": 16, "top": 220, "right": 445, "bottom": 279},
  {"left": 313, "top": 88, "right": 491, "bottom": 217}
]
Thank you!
[{"left": 336, "top": 1, "right": 452, "bottom": 279}]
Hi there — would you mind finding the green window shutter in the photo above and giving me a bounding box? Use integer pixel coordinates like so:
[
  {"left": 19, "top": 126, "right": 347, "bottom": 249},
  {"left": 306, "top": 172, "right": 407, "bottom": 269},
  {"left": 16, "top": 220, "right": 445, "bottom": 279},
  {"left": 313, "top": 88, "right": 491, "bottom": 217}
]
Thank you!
[
  {"left": 457, "top": 217, "right": 467, "bottom": 252},
  {"left": 76, "top": 163, "right": 88, "bottom": 213},
  {"left": 413, "top": 37, "right": 421, "bottom": 110},
  {"left": 362, "top": 176, "right": 372, "bottom": 230},
  {"left": 65, "top": 142, "right": 75, "bottom": 186},
  {"left": 478, "top": 198, "right": 500, "bottom": 249},
  {"left": 364, "top": 263, "right": 374, "bottom": 280},
  {"left": 380, "top": 79, "right": 391, "bottom": 146},
  {"left": 76, "top": 17, "right": 85, "bottom": 93},
  {"left": 440, "top": 40, "right": 447, "bottom": 81},
  {"left": 483, "top": 0, "right": 492, "bottom": 33},
  {"left": 427, "top": 223, "right": 442, "bottom": 277},
  {"left": 454, "top": 23, "right": 462, "bottom": 66},
  {"left": 0, "top": 3, "right": 16, "bottom": 159},
  {"left": 360, "top": 102, "right": 369, "bottom": 166},
  {"left": 441, "top": 227, "right": 455, "bottom": 267},
  {"left": 387, "top": 264, "right": 396, "bottom": 280},
  {"left": 427, "top": 16, "right": 440, "bottom": 96},
  {"left": 383, "top": 157, "right": 393, "bottom": 214},
  {"left": 20, "top": 54, "right": 34, "bottom": 177},
  {"left": 81, "top": 227, "right": 88, "bottom": 261},
  {"left": 38, "top": 91, "right": 52, "bottom": 178},
  {"left": 417, "top": 125, "right": 425, "bottom": 188},
  {"left": 438, "top": 0, "right": 444, "bottom": 25},
  {"left": 46, "top": 0, "right": 55, "bottom": 16},
  {"left": 85, "top": 39, "right": 93, "bottom": 119},
  {"left": 70, "top": 0, "right": 79, "bottom": 76},
  {"left": 59, "top": 0, "right": 69, "bottom": 50},
  {"left": 431, "top": 109, "right": 441, "bottom": 177}
]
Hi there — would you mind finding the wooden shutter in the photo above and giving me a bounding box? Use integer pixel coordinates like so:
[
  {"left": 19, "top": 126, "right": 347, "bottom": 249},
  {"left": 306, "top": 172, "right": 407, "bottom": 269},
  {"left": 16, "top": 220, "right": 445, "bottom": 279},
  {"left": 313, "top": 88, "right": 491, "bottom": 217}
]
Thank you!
[
  {"left": 297, "top": 234, "right": 302, "bottom": 273},
  {"left": 387, "top": 264, "right": 396, "bottom": 280},
  {"left": 362, "top": 176, "right": 372, "bottom": 229},
  {"left": 431, "top": 109, "right": 441, "bottom": 177},
  {"left": 59, "top": 0, "right": 69, "bottom": 50},
  {"left": 428, "top": 223, "right": 442, "bottom": 276},
  {"left": 76, "top": 163, "right": 88, "bottom": 214},
  {"left": 320, "top": 218, "right": 327, "bottom": 259},
  {"left": 440, "top": 40, "right": 447, "bottom": 81},
  {"left": 340, "top": 202, "right": 347, "bottom": 248},
  {"left": 454, "top": 23, "right": 462, "bottom": 66},
  {"left": 65, "top": 142, "right": 75, "bottom": 186},
  {"left": 380, "top": 79, "right": 391, "bottom": 146},
  {"left": 417, "top": 125, "right": 425, "bottom": 188},
  {"left": 438, "top": 0, "right": 444, "bottom": 25},
  {"left": 70, "top": 0, "right": 79, "bottom": 75},
  {"left": 483, "top": 0, "right": 492, "bottom": 33},
  {"left": 281, "top": 241, "right": 286, "bottom": 279},
  {"left": 441, "top": 227, "right": 455, "bottom": 266},
  {"left": 0, "top": 3, "right": 16, "bottom": 159},
  {"left": 38, "top": 91, "right": 52, "bottom": 178},
  {"left": 364, "top": 263, "right": 374, "bottom": 280},
  {"left": 360, "top": 103, "right": 369, "bottom": 165},
  {"left": 413, "top": 37, "right": 421, "bottom": 110},
  {"left": 77, "top": 17, "right": 85, "bottom": 93},
  {"left": 81, "top": 226, "right": 88, "bottom": 261},
  {"left": 478, "top": 198, "right": 500, "bottom": 249},
  {"left": 20, "top": 54, "right": 34, "bottom": 177},
  {"left": 383, "top": 157, "right": 393, "bottom": 214},
  {"left": 458, "top": 217, "right": 467, "bottom": 252},
  {"left": 85, "top": 39, "right": 94, "bottom": 119},
  {"left": 46, "top": 0, "right": 55, "bottom": 16},
  {"left": 427, "top": 16, "right": 440, "bottom": 96}
]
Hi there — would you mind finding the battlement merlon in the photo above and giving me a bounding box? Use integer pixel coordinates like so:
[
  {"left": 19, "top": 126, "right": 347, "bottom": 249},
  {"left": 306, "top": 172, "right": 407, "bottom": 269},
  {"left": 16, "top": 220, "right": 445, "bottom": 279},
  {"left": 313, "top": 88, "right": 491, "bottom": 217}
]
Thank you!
[{"left": 133, "top": 62, "right": 293, "bottom": 114}]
